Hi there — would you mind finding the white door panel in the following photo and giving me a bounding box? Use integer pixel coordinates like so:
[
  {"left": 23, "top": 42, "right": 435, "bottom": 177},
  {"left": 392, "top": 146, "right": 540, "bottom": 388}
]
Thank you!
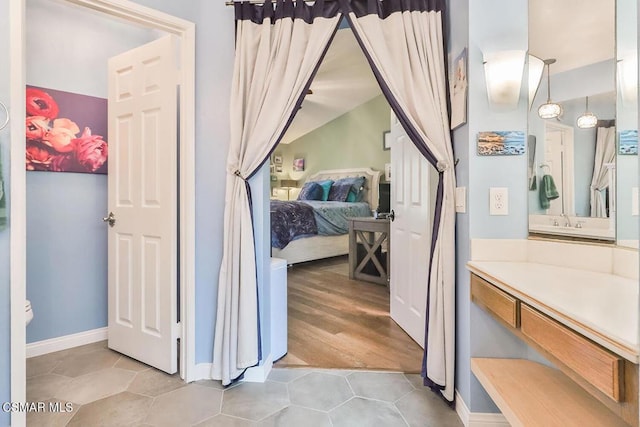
[
  {"left": 108, "top": 35, "right": 178, "bottom": 374},
  {"left": 389, "top": 113, "right": 431, "bottom": 348}
]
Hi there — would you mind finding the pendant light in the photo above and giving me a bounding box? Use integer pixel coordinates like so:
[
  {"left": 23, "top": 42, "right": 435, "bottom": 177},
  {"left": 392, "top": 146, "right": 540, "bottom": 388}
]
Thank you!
[
  {"left": 537, "top": 59, "right": 563, "bottom": 119},
  {"left": 576, "top": 96, "right": 598, "bottom": 129}
]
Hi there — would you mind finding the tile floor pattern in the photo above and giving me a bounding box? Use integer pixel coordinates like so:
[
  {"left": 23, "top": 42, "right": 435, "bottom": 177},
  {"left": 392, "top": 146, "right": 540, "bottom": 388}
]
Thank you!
[{"left": 26, "top": 342, "right": 463, "bottom": 426}]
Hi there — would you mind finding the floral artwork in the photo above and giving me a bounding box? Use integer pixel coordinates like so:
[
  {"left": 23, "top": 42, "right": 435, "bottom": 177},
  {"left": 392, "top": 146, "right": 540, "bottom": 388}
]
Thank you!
[
  {"left": 25, "top": 86, "right": 108, "bottom": 174},
  {"left": 293, "top": 158, "right": 305, "bottom": 171}
]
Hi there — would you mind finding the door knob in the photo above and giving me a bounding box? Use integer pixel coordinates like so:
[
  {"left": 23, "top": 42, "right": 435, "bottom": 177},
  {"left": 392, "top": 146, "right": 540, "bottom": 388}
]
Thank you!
[
  {"left": 389, "top": 210, "right": 395, "bottom": 222},
  {"left": 102, "top": 212, "right": 116, "bottom": 227}
]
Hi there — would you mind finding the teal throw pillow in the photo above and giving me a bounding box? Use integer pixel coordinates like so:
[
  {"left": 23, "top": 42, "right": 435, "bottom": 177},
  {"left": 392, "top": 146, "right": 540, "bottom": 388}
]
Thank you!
[{"left": 316, "top": 180, "right": 334, "bottom": 201}]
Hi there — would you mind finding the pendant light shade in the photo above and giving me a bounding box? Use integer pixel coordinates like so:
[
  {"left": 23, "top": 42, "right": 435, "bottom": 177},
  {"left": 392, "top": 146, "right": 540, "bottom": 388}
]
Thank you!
[
  {"left": 576, "top": 96, "right": 598, "bottom": 129},
  {"left": 537, "top": 59, "right": 562, "bottom": 119}
]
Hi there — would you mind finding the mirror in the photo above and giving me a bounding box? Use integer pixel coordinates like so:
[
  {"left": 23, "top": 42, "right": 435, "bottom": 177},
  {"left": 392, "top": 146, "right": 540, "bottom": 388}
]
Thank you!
[{"left": 527, "top": 0, "right": 637, "bottom": 247}]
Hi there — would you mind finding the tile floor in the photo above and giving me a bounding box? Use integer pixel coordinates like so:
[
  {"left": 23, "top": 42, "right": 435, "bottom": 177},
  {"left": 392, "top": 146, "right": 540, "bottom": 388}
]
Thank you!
[{"left": 26, "top": 341, "right": 463, "bottom": 426}]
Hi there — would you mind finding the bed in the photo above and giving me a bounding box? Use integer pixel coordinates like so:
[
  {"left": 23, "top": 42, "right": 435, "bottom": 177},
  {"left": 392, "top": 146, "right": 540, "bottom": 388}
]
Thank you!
[{"left": 271, "top": 167, "right": 381, "bottom": 265}]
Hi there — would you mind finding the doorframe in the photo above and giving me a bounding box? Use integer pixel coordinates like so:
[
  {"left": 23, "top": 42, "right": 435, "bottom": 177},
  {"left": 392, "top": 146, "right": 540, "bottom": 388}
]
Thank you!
[
  {"left": 10, "top": 1, "right": 196, "bottom": 424},
  {"left": 543, "top": 121, "right": 575, "bottom": 216}
]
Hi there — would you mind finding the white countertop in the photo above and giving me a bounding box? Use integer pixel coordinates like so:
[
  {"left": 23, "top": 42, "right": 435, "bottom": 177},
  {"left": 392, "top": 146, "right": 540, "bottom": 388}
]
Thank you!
[{"left": 467, "top": 261, "right": 639, "bottom": 363}]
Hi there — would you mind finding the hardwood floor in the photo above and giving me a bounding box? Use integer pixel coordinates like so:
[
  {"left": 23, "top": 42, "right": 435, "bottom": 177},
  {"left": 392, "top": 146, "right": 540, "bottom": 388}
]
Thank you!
[{"left": 275, "top": 256, "right": 424, "bottom": 373}]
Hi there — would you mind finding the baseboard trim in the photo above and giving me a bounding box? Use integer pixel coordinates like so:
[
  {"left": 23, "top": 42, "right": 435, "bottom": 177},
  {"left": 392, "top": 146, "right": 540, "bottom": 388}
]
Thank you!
[
  {"left": 26, "top": 327, "right": 108, "bottom": 358},
  {"left": 193, "top": 354, "right": 274, "bottom": 383},
  {"left": 242, "top": 353, "right": 273, "bottom": 383},
  {"left": 194, "top": 363, "right": 213, "bottom": 381},
  {"left": 456, "top": 390, "right": 510, "bottom": 427}
]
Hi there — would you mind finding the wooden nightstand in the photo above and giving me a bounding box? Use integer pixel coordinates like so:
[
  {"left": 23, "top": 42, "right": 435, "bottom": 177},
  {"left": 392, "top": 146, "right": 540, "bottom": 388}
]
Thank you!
[{"left": 348, "top": 217, "right": 390, "bottom": 286}]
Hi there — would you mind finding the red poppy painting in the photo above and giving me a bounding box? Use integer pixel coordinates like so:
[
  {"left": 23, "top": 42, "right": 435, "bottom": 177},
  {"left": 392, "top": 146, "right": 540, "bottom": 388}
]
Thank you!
[{"left": 25, "top": 86, "right": 108, "bottom": 174}]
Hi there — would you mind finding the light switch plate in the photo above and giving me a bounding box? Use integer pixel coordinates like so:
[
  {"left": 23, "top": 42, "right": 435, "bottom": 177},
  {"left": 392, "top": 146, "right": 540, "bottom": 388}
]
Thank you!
[
  {"left": 489, "top": 187, "right": 509, "bottom": 215},
  {"left": 632, "top": 187, "right": 639, "bottom": 216},
  {"left": 455, "top": 187, "right": 466, "bottom": 213}
]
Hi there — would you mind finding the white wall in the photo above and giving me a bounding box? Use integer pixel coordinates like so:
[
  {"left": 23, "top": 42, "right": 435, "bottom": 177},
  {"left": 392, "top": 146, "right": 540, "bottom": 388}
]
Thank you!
[{"left": 0, "top": 0, "right": 11, "bottom": 423}]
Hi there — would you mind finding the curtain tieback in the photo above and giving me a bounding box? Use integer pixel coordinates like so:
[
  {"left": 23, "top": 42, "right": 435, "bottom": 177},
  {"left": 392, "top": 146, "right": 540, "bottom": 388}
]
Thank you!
[
  {"left": 436, "top": 161, "right": 449, "bottom": 173},
  {"left": 230, "top": 169, "right": 247, "bottom": 181}
]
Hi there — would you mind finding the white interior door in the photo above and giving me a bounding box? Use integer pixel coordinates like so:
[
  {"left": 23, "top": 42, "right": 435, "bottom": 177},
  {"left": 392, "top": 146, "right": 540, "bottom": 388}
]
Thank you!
[
  {"left": 107, "top": 35, "right": 179, "bottom": 374},
  {"left": 389, "top": 113, "right": 431, "bottom": 348}
]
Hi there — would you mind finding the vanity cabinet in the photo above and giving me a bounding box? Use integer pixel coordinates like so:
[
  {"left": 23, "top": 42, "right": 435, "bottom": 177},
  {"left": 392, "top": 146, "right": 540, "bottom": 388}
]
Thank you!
[
  {"left": 469, "top": 268, "right": 639, "bottom": 427},
  {"left": 520, "top": 304, "right": 624, "bottom": 401},
  {"left": 470, "top": 274, "right": 520, "bottom": 328}
]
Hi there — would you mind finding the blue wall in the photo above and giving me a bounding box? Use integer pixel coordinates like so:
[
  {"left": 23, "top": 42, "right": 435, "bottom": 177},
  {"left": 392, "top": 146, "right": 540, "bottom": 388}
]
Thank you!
[
  {"left": 448, "top": 0, "right": 471, "bottom": 408},
  {"left": 25, "top": 0, "right": 160, "bottom": 343},
  {"left": 26, "top": 174, "right": 108, "bottom": 342},
  {"left": 460, "top": 0, "right": 530, "bottom": 414}
]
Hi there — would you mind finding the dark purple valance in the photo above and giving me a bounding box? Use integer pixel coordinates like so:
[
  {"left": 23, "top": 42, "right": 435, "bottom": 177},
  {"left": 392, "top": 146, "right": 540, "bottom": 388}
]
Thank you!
[
  {"left": 344, "top": 0, "right": 445, "bottom": 18},
  {"left": 235, "top": 0, "right": 342, "bottom": 24}
]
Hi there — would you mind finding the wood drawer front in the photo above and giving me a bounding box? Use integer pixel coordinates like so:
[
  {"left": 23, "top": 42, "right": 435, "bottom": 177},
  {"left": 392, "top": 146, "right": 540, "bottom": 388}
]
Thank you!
[
  {"left": 470, "top": 274, "right": 519, "bottom": 328},
  {"left": 520, "top": 305, "right": 624, "bottom": 402}
]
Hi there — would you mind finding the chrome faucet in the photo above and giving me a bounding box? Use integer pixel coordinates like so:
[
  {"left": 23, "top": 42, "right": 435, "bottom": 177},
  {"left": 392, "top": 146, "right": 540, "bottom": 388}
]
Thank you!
[{"left": 561, "top": 213, "right": 572, "bottom": 227}]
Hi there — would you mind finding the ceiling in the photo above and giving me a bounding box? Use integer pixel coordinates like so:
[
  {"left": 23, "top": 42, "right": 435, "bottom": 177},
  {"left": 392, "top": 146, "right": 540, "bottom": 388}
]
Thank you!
[
  {"left": 283, "top": 1, "right": 616, "bottom": 144},
  {"left": 529, "top": 0, "right": 615, "bottom": 75},
  {"left": 280, "top": 29, "right": 382, "bottom": 144}
]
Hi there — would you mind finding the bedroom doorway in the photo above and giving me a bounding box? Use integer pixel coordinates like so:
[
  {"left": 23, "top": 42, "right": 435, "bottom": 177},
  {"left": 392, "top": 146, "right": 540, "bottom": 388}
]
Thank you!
[{"left": 268, "top": 24, "right": 434, "bottom": 373}]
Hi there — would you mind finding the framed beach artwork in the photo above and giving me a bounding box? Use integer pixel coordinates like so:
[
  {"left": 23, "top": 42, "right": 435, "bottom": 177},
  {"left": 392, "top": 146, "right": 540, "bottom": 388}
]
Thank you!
[
  {"left": 25, "top": 86, "right": 108, "bottom": 174},
  {"left": 619, "top": 130, "right": 638, "bottom": 155},
  {"left": 450, "top": 48, "right": 468, "bottom": 130},
  {"left": 477, "top": 131, "right": 525, "bottom": 156}
]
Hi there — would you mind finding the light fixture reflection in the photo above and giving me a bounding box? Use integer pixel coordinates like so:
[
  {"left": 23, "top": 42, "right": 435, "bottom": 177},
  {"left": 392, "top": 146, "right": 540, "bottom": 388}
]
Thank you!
[
  {"left": 537, "top": 59, "right": 562, "bottom": 119},
  {"left": 576, "top": 96, "right": 598, "bottom": 129}
]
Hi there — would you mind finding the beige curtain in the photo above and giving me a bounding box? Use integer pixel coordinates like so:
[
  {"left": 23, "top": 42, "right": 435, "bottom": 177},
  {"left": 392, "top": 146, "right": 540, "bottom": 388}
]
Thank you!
[
  {"left": 343, "top": 0, "right": 456, "bottom": 401},
  {"left": 212, "top": 1, "right": 341, "bottom": 385},
  {"left": 590, "top": 126, "right": 616, "bottom": 217}
]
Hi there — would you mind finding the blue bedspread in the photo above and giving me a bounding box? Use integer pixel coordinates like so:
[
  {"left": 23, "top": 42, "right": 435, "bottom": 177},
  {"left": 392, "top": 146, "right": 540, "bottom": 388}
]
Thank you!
[
  {"left": 302, "top": 201, "right": 372, "bottom": 235},
  {"left": 270, "top": 200, "right": 318, "bottom": 249},
  {"left": 270, "top": 200, "right": 372, "bottom": 249}
]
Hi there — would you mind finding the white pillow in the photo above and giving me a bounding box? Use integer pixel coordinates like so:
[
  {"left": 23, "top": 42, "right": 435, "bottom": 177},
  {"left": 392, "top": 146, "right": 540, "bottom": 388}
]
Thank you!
[{"left": 288, "top": 187, "right": 302, "bottom": 200}]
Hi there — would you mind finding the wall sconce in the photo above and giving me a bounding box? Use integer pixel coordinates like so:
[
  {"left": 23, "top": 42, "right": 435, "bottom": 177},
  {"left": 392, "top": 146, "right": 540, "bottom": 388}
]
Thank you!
[
  {"left": 528, "top": 55, "right": 544, "bottom": 110},
  {"left": 483, "top": 50, "right": 526, "bottom": 110},
  {"left": 618, "top": 53, "right": 638, "bottom": 105}
]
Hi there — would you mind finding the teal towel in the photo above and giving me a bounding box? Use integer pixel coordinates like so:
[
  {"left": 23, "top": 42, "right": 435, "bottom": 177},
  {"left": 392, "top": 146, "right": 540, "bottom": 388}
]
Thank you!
[{"left": 539, "top": 174, "right": 559, "bottom": 209}]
